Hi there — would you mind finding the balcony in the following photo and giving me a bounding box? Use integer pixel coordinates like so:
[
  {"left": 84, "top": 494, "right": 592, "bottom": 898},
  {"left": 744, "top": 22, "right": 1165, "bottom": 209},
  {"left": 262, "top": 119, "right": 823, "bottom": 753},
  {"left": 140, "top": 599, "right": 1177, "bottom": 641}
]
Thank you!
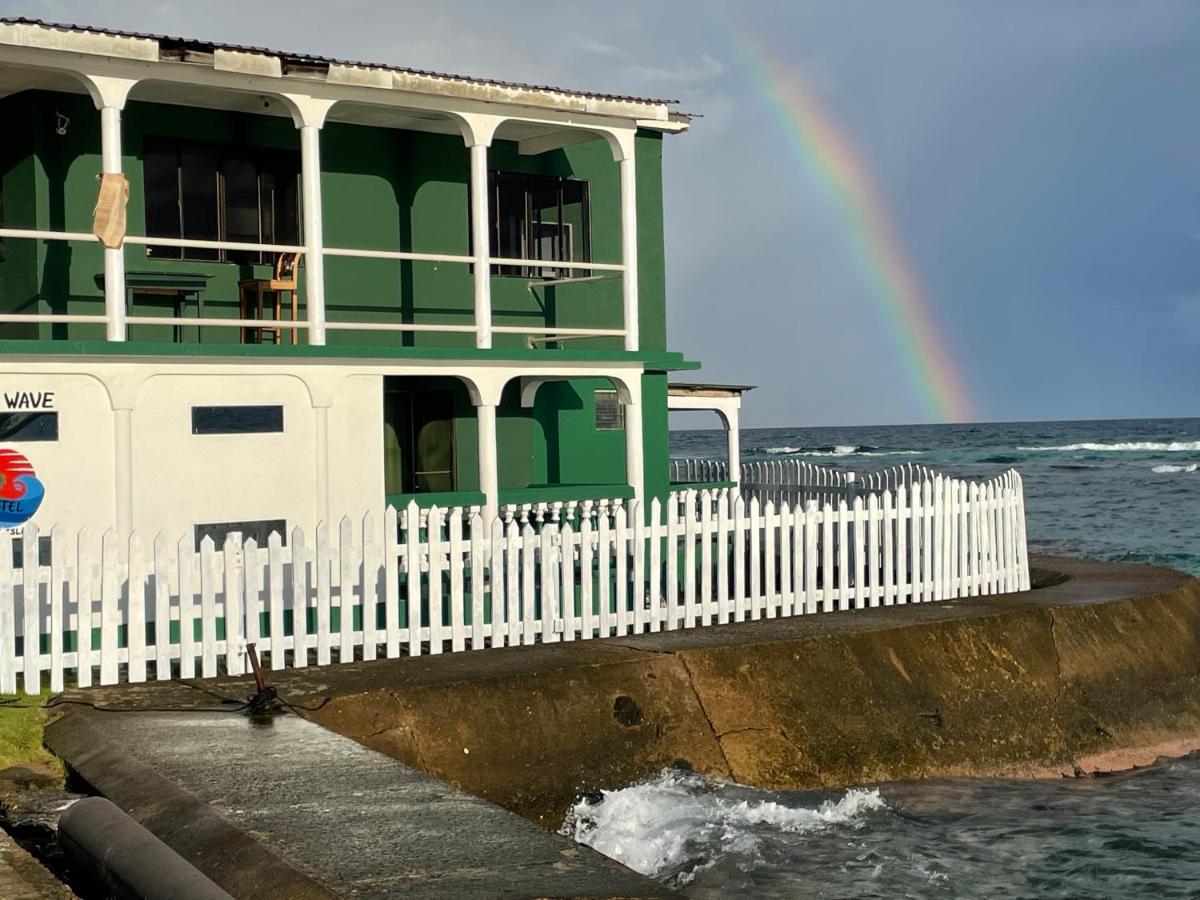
[{"left": 0, "top": 23, "right": 676, "bottom": 354}]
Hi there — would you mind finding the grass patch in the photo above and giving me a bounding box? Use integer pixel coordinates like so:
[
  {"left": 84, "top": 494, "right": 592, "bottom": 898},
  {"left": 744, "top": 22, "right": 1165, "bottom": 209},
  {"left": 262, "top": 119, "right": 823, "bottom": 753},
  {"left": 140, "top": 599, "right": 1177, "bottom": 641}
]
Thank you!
[{"left": 0, "top": 691, "right": 58, "bottom": 772}]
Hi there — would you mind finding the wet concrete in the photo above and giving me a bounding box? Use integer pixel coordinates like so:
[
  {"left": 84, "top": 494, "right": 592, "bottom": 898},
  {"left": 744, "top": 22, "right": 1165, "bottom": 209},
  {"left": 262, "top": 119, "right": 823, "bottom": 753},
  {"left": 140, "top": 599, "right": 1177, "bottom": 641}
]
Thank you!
[{"left": 45, "top": 711, "right": 668, "bottom": 898}]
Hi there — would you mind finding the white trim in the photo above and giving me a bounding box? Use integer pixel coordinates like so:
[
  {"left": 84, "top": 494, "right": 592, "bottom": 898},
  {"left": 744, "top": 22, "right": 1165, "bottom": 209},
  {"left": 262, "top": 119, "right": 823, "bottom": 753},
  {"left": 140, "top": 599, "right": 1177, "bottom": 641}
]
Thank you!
[{"left": 298, "top": 123, "right": 326, "bottom": 346}]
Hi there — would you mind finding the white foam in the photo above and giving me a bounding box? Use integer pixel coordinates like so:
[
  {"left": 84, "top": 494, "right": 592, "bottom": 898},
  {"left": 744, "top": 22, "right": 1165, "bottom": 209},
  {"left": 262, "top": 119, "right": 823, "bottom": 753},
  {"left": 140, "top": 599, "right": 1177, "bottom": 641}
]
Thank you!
[
  {"left": 759, "top": 445, "right": 859, "bottom": 457},
  {"left": 1018, "top": 441, "right": 1200, "bottom": 453},
  {"left": 562, "top": 769, "right": 885, "bottom": 882},
  {"left": 1153, "top": 463, "right": 1199, "bottom": 474}
]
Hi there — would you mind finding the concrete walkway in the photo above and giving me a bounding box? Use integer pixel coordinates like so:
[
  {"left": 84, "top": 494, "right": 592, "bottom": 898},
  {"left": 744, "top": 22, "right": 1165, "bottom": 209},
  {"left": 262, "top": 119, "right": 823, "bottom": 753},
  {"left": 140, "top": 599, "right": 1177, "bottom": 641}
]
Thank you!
[{"left": 45, "top": 710, "right": 667, "bottom": 898}]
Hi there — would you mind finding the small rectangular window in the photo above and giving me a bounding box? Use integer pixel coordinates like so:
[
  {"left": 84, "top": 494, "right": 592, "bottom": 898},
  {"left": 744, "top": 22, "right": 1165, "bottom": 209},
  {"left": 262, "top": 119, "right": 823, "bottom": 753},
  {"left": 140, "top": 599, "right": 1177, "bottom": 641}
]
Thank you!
[
  {"left": 0, "top": 412, "right": 58, "bottom": 442},
  {"left": 11, "top": 535, "right": 52, "bottom": 568},
  {"left": 194, "top": 519, "right": 287, "bottom": 551},
  {"left": 595, "top": 390, "right": 624, "bottom": 431},
  {"left": 191, "top": 405, "right": 283, "bottom": 435}
]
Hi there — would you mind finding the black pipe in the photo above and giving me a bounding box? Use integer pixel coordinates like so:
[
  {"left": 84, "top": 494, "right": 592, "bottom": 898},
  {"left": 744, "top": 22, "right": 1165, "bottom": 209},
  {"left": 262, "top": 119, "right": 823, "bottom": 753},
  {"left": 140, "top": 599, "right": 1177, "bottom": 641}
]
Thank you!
[{"left": 59, "top": 796, "right": 233, "bottom": 900}]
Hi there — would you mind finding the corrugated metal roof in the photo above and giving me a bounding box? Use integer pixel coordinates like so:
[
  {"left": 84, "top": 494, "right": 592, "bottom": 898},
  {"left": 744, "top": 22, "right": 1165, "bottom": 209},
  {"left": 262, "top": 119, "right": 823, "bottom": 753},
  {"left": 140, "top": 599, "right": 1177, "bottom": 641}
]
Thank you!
[{"left": 0, "top": 17, "right": 681, "bottom": 107}]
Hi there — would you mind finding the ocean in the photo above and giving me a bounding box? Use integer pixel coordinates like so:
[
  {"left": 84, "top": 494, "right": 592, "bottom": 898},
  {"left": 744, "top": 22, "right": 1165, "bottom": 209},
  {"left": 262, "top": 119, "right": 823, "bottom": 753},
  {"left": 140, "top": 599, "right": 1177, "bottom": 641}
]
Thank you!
[{"left": 567, "top": 417, "right": 1200, "bottom": 897}]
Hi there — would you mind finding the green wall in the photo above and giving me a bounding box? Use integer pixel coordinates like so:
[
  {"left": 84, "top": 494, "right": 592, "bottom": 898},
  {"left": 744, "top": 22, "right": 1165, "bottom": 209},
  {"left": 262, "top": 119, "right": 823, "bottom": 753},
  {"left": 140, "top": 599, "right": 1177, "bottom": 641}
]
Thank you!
[{"left": 0, "top": 90, "right": 667, "bottom": 353}]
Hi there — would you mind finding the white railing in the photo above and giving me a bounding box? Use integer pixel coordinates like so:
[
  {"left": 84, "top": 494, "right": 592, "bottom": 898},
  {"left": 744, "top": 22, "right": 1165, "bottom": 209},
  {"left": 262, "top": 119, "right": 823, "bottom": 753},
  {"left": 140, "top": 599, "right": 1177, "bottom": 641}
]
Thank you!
[
  {"left": 0, "top": 474, "right": 1028, "bottom": 694},
  {"left": 0, "top": 228, "right": 626, "bottom": 344}
]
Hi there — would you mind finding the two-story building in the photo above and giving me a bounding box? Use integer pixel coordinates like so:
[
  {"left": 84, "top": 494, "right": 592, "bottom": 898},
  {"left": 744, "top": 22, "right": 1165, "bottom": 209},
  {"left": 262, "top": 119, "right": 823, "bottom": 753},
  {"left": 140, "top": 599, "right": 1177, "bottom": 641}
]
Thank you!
[{"left": 0, "top": 18, "right": 743, "bottom": 545}]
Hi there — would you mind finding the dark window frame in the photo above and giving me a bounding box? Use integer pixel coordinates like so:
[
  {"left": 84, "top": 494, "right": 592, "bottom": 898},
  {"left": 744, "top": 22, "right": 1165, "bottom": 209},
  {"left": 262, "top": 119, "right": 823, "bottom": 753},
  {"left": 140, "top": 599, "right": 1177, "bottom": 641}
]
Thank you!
[
  {"left": 0, "top": 412, "right": 58, "bottom": 442},
  {"left": 478, "top": 171, "right": 591, "bottom": 279},
  {"left": 143, "top": 138, "right": 301, "bottom": 265},
  {"left": 193, "top": 519, "right": 288, "bottom": 551},
  {"left": 594, "top": 389, "right": 624, "bottom": 431},
  {"left": 191, "top": 405, "right": 284, "bottom": 435}
]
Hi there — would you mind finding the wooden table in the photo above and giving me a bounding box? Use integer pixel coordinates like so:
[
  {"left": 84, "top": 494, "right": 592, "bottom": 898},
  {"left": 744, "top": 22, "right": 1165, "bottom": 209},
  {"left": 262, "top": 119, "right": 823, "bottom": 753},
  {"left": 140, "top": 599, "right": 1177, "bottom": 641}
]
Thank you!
[{"left": 95, "top": 271, "right": 213, "bottom": 342}]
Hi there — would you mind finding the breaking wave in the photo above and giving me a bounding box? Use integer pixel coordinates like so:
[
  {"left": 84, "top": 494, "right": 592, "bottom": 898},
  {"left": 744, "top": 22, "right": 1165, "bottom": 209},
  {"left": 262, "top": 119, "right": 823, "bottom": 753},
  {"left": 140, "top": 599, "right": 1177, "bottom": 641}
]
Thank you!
[
  {"left": 1153, "top": 463, "right": 1199, "bottom": 474},
  {"left": 1018, "top": 440, "right": 1200, "bottom": 453},
  {"left": 562, "top": 769, "right": 885, "bottom": 885},
  {"left": 756, "top": 445, "right": 920, "bottom": 458}
]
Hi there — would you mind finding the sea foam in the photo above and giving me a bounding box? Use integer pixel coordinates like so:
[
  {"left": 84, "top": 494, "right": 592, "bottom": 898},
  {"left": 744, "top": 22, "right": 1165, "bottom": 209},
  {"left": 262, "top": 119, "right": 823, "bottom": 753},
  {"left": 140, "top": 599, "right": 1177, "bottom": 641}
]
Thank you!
[
  {"left": 1153, "top": 463, "right": 1199, "bottom": 474},
  {"left": 562, "top": 769, "right": 885, "bottom": 883},
  {"left": 1018, "top": 441, "right": 1200, "bottom": 453}
]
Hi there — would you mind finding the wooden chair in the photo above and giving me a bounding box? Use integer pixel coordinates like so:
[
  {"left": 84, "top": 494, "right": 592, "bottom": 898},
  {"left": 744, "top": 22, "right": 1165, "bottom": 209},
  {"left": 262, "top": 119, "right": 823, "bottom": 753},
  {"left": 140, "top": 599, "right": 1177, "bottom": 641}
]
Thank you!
[{"left": 239, "top": 252, "right": 301, "bottom": 344}]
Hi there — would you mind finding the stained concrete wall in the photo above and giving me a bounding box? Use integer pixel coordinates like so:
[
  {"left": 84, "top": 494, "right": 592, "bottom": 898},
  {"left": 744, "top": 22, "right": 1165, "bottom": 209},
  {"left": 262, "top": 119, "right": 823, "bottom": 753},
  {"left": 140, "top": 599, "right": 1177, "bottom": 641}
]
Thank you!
[{"left": 299, "top": 556, "right": 1200, "bottom": 826}]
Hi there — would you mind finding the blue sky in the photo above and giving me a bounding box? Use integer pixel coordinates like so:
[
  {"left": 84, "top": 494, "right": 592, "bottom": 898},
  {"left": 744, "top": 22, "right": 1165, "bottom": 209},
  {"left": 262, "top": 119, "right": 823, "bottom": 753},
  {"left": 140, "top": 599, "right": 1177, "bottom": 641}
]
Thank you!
[{"left": 5, "top": 0, "right": 1199, "bottom": 426}]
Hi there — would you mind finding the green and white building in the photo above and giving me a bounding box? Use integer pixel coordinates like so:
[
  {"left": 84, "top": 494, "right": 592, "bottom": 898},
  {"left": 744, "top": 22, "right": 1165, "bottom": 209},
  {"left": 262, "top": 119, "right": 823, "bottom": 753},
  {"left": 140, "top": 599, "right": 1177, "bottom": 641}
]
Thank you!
[{"left": 0, "top": 18, "right": 746, "bottom": 542}]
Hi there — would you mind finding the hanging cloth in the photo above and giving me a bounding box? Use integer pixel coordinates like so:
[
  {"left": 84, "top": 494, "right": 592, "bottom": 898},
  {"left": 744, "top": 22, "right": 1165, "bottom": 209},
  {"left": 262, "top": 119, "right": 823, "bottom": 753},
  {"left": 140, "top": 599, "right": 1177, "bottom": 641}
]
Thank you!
[{"left": 92, "top": 172, "right": 129, "bottom": 249}]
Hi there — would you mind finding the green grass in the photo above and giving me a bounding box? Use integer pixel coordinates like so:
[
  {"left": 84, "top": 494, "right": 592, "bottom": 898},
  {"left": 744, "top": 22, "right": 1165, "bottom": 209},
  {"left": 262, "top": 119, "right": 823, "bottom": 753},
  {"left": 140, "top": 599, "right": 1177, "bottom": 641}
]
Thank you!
[{"left": 0, "top": 691, "right": 58, "bottom": 772}]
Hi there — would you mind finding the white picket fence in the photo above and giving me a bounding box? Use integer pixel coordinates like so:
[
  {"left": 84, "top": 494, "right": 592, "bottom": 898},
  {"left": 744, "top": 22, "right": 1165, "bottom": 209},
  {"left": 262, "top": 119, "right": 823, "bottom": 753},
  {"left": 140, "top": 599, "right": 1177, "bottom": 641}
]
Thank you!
[{"left": 0, "top": 467, "right": 1029, "bottom": 695}]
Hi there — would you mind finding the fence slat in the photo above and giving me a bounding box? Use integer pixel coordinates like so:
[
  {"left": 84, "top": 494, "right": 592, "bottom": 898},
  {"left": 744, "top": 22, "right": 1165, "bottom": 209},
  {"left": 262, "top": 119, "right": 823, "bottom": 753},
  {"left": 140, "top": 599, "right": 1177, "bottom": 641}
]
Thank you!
[{"left": 22, "top": 522, "right": 43, "bottom": 692}]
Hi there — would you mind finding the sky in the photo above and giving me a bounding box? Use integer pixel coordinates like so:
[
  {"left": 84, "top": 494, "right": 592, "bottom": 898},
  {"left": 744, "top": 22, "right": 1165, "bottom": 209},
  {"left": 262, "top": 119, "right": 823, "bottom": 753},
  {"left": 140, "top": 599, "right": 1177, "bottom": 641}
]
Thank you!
[{"left": 4, "top": 0, "right": 1199, "bottom": 427}]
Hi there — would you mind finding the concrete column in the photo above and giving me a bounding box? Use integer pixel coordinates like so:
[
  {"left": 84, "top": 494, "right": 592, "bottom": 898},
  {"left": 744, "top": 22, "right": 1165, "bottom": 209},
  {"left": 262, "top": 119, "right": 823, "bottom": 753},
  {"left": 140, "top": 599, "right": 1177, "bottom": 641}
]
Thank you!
[
  {"left": 113, "top": 407, "right": 133, "bottom": 536},
  {"left": 619, "top": 154, "right": 639, "bottom": 352},
  {"left": 624, "top": 399, "right": 644, "bottom": 506},
  {"left": 299, "top": 124, "right": 327, "bottom": 346},
  {"left": 476, "top": 402, "right": 499, "bottom": 521},
  {"left": 469, "top": 142, "right": 492, "bottom": 349},
  {"left": 99, "top": 105, "right": 126, "bottom": 342}
]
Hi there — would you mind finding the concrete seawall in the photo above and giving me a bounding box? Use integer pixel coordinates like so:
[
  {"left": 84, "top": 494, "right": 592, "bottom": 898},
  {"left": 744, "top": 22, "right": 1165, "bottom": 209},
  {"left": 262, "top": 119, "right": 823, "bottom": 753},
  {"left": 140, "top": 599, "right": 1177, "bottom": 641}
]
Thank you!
[{"left": 296, "top": 555, "right": 1200, "bottom": 825}]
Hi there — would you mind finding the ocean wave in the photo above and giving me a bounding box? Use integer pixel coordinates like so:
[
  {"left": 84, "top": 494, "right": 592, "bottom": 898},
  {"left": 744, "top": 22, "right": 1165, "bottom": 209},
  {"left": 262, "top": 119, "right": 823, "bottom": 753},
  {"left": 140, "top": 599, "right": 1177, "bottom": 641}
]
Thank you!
[
  {"left": 1017, "top": 441, "right": 1200, "bottom": 453},
  {"left": 756, "top": 445, "right": 919, "bottom": 458},
  {"left": 1153, "top": 463, "right": 1199, "bottom": 474},
  {"left": 562, "top": 769, "right": 885, "bottom": 884}
]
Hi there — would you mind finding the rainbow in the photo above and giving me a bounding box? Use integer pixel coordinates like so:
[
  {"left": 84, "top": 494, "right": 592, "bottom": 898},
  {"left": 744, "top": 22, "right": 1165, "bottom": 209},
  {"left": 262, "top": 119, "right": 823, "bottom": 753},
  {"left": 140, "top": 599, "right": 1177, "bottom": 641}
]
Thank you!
[{"left": 737, "top": 38, "right": 973, "bottom": 423}]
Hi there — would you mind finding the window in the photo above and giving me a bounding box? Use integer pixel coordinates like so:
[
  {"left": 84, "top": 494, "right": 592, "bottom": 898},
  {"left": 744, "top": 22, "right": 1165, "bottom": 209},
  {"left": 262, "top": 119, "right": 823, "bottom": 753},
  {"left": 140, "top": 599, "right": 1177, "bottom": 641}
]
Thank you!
[
  {"left": 485, "top": 171, "right": 590, "bottom": 278},
  {"left": 595, "top": 390, "right": 624, "bottom": 430},
  {"left": 144, "top": 139, "right": 301, "bottom": 264},
  {"left": 384, "top": 388, "right": 456, "bottom": 494},
  {"left": 191, "top": 405, "right": 284, "bottom": 435},
  {"left": 194, "top": 519, "right": 287, "bottom": 551},
  {"left": 11, "top": 535, "right": 51, "bottom": 568},
  {"left": 0, "top": 412, "right": 58, "bottom": 442}
]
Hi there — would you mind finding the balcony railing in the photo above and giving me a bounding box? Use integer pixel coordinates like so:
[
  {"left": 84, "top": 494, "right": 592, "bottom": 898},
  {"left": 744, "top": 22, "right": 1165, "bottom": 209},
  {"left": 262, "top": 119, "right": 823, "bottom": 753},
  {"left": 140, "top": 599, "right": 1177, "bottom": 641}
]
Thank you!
[{"left": 0, "top": 228, "right": 629, "bottom": 347}]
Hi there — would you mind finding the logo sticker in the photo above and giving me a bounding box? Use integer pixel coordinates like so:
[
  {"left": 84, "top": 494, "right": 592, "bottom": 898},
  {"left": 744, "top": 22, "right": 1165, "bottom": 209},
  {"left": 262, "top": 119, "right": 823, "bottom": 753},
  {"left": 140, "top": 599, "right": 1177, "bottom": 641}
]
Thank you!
[{"left": 0, "top": 449, "right": 45, "bottom": 528}]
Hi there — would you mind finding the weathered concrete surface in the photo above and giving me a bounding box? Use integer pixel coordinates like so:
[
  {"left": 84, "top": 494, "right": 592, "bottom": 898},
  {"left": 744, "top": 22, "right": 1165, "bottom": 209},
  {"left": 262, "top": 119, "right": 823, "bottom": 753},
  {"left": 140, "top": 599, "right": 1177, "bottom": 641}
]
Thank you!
[
  {"left": 49, "top": 556, "right": 1200, "bottom": 832},
  {"left": 0, "top": 829, "right": 73, "bottom": 899},
  {"left": 45, "top": 711, "right": 669, "bottom": 898},
  {"left": 307, "top": 555, "right": 1200, "bottom": 822}
]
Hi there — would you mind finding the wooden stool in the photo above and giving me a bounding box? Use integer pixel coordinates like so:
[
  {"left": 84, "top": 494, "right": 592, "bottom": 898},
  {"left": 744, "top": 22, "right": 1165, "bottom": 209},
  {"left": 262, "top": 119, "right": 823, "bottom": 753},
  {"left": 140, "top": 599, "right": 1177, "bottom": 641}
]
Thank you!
[{"left": 239, "top": 252, "right": 301, "bottom": 344}]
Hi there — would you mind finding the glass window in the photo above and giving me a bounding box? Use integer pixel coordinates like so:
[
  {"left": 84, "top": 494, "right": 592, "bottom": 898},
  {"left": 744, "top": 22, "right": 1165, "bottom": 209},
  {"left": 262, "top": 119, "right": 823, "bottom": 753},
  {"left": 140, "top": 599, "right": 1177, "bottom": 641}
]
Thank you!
[
  {"left": 144, "top": 139, "right": 299, "bottom": 264},
  {"left": 191, "top": 405, "right": 284, "bottom": 435},
  {"left": 180, "top": 148, "right": 220, "bottom": 261},
  {"left": 595, "top": 390, "right": 624, "bottom": 431},
  {"left": 194, "top": 519, "right": 287, "bottom": 551},
  {"left": 0, "top": 412, "right": 58, "bottom": 441},
  {"left": 484, "top": 172, "right": 590, "bottom": 278},
  {"left": 222, "top": 156, "right": 260, "bottom": 265}
]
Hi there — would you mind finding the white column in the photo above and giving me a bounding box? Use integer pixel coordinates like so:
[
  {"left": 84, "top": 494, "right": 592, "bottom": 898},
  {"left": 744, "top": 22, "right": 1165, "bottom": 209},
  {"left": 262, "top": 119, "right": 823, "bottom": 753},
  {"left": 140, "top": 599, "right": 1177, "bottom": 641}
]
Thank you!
[
  {"left": 477, "top": 402, "right": 499, "bottom": 521},
  {"left": 470, "top": 142, "right": 493, "bottom": 349},
  {"left": 624, "top": 398, "right": 644, "bottom": 505},
  {"left": 100, "top": 105, "right": 126, "bottom": 342},
  {"left": 619, "top": 153, "right": 639, "bottom": 352},
  {"left": 725, "top": 408, "right": 741, "bottom": 486},
  {"left": 113, "top": 407, "right": 133, "bottom": 535},
  {"left": 314, "top": 405, "right": 331, "bottom": 525},
  {"left": 299, "top": 124, "right": 327, "bottom": 345}
]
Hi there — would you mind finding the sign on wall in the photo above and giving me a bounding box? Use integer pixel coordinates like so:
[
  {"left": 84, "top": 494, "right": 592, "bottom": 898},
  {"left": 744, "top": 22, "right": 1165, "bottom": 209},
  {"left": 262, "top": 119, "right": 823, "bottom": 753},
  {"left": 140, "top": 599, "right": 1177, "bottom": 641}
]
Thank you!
[{"left": 0, "top": 449, "right": 45, "bottom": 528}]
